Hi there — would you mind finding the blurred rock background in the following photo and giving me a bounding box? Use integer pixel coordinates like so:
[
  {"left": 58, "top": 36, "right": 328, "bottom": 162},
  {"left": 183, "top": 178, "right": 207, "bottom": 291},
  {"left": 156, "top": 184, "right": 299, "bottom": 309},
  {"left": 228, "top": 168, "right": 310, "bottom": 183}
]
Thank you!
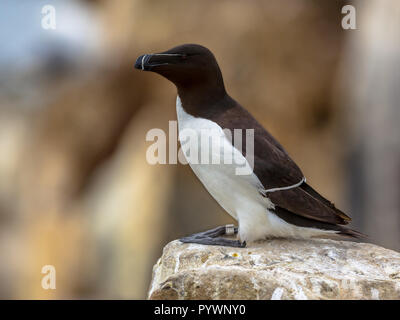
[{"left": 0, "top": 0, "right": 398, "bottom": 299}]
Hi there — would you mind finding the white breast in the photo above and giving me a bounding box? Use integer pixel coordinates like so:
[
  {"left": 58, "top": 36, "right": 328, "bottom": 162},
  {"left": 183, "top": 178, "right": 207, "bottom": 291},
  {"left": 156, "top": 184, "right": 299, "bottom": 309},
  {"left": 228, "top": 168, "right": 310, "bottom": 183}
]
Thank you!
[{"left": 175, "top": 96, "right": 335, "bottom": 242}]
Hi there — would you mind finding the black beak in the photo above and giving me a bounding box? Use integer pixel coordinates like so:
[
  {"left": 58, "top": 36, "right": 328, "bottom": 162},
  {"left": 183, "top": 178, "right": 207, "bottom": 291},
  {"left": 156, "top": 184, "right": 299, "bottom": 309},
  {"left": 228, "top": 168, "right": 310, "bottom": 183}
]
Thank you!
[
  {"left": 134, "top": 54, "right": 152, "bottom": 71},
  {"left": 134, "top": 53, "right": 184, "bottom": 71}
]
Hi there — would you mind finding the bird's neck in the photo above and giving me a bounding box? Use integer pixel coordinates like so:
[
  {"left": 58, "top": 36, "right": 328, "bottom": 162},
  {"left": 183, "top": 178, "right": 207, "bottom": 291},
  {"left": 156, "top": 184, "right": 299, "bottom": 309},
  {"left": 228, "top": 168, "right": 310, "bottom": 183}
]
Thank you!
[{"left": 176, "top": 81, "right": 229, "bottom": 117}]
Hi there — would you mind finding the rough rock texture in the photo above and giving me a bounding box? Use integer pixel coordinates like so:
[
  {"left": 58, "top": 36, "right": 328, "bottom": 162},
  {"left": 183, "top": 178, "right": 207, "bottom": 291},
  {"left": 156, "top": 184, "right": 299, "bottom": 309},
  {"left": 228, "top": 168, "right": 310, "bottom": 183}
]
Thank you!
[{"left": 148, "top": 239, "right": 400, "bottom": 300}]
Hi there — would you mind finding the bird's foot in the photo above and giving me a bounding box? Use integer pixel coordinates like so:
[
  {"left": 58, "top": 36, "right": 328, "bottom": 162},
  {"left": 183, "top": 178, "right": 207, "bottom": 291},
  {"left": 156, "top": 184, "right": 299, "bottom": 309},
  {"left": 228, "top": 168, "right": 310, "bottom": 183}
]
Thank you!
[{"left": 180, "top": 225, "right": 246, "bottom": 248}]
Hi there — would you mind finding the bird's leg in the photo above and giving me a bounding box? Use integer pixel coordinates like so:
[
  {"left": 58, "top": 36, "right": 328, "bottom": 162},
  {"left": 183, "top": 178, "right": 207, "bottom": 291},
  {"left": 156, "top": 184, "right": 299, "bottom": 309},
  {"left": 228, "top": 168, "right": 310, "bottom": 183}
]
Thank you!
[{"left": 180, "top": 224, "right": 246, "bottom": 248}]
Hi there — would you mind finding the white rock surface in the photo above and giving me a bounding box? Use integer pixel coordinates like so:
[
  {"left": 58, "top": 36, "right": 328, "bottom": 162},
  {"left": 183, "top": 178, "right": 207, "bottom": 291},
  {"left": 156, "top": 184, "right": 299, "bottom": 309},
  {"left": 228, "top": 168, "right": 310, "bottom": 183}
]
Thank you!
[{"left": 148, "top": 239, "right": 400, "bottom": 300}]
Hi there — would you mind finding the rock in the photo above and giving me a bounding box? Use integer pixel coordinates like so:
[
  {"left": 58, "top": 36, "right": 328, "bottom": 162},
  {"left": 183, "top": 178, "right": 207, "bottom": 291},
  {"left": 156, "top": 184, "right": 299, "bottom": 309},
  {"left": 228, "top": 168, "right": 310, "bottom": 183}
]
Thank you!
[{"left": 148, "top": 239, "right": 400, "bottom": 300}]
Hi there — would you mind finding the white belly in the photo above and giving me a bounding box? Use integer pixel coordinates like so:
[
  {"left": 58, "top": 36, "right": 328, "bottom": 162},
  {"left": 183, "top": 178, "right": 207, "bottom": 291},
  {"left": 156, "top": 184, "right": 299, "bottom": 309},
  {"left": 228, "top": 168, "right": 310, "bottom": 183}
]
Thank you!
[{"left": 176, "top": 96, "right": 334, "bottom": 242}]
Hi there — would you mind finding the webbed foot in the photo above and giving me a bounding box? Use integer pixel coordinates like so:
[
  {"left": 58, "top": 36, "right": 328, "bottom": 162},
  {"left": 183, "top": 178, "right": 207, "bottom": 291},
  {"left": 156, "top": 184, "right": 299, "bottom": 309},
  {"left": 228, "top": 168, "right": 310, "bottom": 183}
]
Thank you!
[{"left": 179, "top": 225, "right": 246, "bottom": 248}]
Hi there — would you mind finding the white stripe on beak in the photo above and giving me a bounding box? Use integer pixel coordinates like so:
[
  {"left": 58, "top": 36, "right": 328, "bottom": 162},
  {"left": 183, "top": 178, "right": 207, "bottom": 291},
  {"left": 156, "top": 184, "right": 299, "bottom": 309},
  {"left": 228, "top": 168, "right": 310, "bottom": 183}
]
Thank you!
[{"left": 141, "top": 54, "right": 147, "bottom": 71}]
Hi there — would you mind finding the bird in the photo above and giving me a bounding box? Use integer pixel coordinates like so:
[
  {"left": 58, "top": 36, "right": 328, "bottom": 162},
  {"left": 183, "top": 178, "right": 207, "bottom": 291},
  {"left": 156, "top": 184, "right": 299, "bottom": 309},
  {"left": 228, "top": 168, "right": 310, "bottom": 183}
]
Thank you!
[{"left": 134, "top": 44, "right": 363, "bottom": 247}]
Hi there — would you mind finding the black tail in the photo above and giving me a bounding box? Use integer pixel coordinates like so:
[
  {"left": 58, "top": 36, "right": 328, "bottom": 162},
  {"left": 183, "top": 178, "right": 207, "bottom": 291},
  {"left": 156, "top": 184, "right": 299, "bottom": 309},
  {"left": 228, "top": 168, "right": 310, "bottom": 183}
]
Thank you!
[
  {"left": 273, "top": 206, "right": 367, "bottom": 239},
  {"left": 337, "top": 227, "right": 368, "bottom": 239}
]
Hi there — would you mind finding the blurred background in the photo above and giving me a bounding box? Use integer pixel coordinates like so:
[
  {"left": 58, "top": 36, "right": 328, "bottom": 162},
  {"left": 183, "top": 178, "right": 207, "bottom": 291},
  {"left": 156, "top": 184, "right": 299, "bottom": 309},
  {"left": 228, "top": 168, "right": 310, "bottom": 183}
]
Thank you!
[{"left": 0, "top": 0, "right": 399, "bottom": 299}]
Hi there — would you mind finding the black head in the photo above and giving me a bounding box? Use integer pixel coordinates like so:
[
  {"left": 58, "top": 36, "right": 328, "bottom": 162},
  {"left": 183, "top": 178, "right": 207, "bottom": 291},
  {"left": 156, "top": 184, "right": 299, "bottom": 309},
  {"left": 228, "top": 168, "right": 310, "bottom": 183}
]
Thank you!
[{"left": 134, "top": 44, "right": 225, "bottom": 92}]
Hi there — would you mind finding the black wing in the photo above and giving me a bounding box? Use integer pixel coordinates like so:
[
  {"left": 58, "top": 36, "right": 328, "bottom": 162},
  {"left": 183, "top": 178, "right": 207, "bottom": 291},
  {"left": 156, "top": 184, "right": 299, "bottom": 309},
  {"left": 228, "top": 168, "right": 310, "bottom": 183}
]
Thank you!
[
  {"left": 252, "top": 132, "right": 351, "bottom": 225},
  {"left": 215, "top": 100, "right": 351, "bottom": 225}
]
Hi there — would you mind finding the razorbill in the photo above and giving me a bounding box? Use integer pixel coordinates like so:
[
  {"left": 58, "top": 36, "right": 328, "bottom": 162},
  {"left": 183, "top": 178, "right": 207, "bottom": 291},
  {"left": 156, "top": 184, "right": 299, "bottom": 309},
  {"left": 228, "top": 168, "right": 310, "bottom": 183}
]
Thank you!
[{"left": 134, "top": 44, "right": 362, "bottom": 247}]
